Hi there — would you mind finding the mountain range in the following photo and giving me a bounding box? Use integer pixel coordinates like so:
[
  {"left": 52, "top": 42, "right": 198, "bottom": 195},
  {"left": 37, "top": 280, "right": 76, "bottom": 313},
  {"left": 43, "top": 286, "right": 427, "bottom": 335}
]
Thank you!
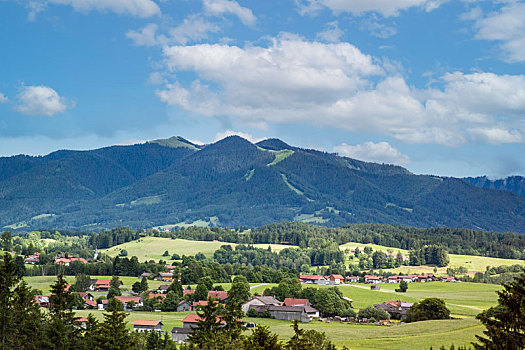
[{"left": 1, "top": 136, "right": 525, "bottom": 233}]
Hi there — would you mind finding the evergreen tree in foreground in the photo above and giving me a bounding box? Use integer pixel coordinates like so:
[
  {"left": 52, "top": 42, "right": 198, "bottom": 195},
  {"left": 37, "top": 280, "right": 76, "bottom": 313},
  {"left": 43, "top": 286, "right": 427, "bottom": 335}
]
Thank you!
[
  {"left": 474, "top": 273, "right": 525, "bottom": 349},
  {"left": 96, "top": 297, "right": 135, "bottom": 350}
]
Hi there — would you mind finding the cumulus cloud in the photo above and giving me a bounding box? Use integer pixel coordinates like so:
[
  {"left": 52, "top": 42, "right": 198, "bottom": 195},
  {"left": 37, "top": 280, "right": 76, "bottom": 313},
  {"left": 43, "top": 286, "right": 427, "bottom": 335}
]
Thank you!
[
  {"left": 296, "top": 0, "right": 447, "bottom": 17},
  {"left": 472, "top": 2, "right": 525, "bottom": 62},
  {"left": 203, "top": 0, "right": 256, "bottom": 26},
  {"left": 334, "top": 141, "right": 410, "bottom": 165},
  {"left": 127, "top": 17, "right": 220, "bottom": 47},
  {"left": 214, "top": 130, "right": 265, "bottom": 143},
  {"left": 15, "top": 85, "right": 71, "bottom": 116},
  {"left": 317, "top": 21, "right": 344, "bottom": 42},
  {"left": 467, "top": 127, "right": 523, "bottom": 144},
  {"left": 26, "top": 1, "right": 47, "bottom": 21},
  {"left": 155, "top": 35, "right": 525, "bottom": 146},
  {"left": 48, "top": 0, "right": 161, "bottom": 18},
  {"left": 0, "top": 93, "right": 8, "bottom": 104}
]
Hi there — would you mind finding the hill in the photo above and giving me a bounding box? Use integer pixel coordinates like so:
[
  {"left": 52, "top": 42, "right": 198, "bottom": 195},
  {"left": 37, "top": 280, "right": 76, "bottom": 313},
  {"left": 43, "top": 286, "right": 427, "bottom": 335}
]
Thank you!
[
  {"left": 464, "top": 176, "right": 525, "bottom": 198},
  {"left": 1, "top": 136, "right": 525, "bottom": 232}
]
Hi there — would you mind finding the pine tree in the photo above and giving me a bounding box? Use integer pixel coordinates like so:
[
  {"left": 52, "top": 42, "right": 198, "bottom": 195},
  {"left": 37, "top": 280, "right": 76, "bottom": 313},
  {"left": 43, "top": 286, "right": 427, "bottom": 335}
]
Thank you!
[
  {"left": 11, "top": 281, "right": 45, "bottom": 349},
  {"left": 0, "top": 253, "right": 19, "bottom": 350},
  {"left": 95, "top": 297, "right": 135, "bottom": 350},
  {"left": 473, "top": 273, "right": 525, "bottom": 349},
  {"left": 187, "top": 298, "right": 224, "bottom": 347}
]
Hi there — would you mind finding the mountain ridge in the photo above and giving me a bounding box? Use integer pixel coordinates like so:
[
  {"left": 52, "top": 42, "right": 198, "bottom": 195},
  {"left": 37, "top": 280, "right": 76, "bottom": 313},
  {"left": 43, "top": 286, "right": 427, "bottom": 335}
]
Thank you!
[{"left": 1, "top": 135, "right": 525, "bottom": 233}]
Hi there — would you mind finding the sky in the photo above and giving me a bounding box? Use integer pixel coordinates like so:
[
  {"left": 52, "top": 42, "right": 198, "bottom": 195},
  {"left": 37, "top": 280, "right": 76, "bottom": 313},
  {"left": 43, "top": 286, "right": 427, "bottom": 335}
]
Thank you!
[{"left": 1, "top": 0, "right": 525, "bottom": 177}]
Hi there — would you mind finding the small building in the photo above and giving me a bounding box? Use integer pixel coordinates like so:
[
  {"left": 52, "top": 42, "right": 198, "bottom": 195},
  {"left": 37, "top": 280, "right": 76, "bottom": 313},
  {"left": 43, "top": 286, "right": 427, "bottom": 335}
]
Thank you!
[
  {"left": 177, "top": 300, "right": 192, "bottom": 312},
  {"left": 249, "top": 305, "right": 317, "bottom": 322},
  {"left": 157, "top": 285, "right": 170, "bottom": 294},
  {"left": 24, "top": 252, "right": 40, "bottom": 264},
  {"left": 370, "top": 284, "right": 380, "bottom": 290},
  {"left": 299, "top": 275, "right": 328, "bottom": 285},
  {"left": 34, "top": 295, "right": 50, "bottom": 307},
  {"left": 283, "top": 298, "right": 310, "bottom": 307},
  {"left": 132, "top": 320, "right": 163, "bottom": 333},
  {"left": 374, "top": 301, "right": 414, "bottom": 320},
  {"left": 441, "top": 276, "right": 458, "bottom": 282},
  {"left": 183, "top": 288, "right": 195, "bottom": 296},
  {"left": 90, "top": 279, "right": 122, "bottom": 292},
  {"left": 327, "top": 274, "right": 345, "bottom": 285},
  {"left": 148, "top": 293, "right": 166, "bottom": 301},
  {"left": 345, "top": 276, "right": 359, "bottom": 283},
  {"left": 156, "top": 272, "right": 174, "bottom": 282},
  {"left": 208, "top": 290, "right": 228, "bottom": 302},
  {"left": 75, "top": 317, "right": 89, "bottom": 329},
  {"left": 171, "top": 327, "right": 193, "bottom": 343},
  {"left": 115, "top": 296, "right": 142, "bottom": 311},
  {"left": 139, "top": 272, "right": 153, "bottom": 279},
  {"left": 182, "top": 314, "right": 225, "bottom": 328},
  {"left": 241, "top": 296, "right": 281, "bottom": 314},
  {"left": 98, "top": 299, "right": 109, "bottom": 310},
  {"left": 365, "top": 275, "right": 383, "bottom": 284}
]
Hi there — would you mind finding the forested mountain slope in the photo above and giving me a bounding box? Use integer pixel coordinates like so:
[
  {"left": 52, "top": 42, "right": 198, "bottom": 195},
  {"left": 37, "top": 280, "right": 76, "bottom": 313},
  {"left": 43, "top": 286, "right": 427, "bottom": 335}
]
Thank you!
[
  {"left": 464, "top": 176, "right": 525, "bottom": 199},
  {"left": 1, "top": 136, "right": 525, "bottom": 233}
]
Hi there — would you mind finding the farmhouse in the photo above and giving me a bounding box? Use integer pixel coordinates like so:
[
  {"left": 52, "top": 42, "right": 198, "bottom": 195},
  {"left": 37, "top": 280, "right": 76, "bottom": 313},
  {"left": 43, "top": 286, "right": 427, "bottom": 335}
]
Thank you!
[
  {"left": 139, "top": 272, "right": 153, "bottom": 279},
  {"left": 249, "top": 304, "right": 318, "bottom": 322},
  {"left": 171, "top": 327, "right": 193, "bottom": 343},
  {"left": 54, "top": 257, "right": 87, "bottom": 266},
  {"left": 114, "top": 296, "right": 142, "bottom": 311},
  {"left": 183, "top": 288, "right": 195, "bottom": 296},
  {"left": 374, "top": 301, "right": 414, "bottom": 320},
  {"left": 177, "top": 300, "right": 192, "bottom": 312},
  {"left": 34, "top": 295, "right": 50, "bottom": 307},
  {"left": 132, "top": 320, "right": 163, "bottom": 333},
  {"left": 89, "top": 279, "right": 122, "bottom": 291},
  {"left": 75, "top": 317, "right": 89, "bottom": 329},
  {"left": 157, "top": 285, "right": 170, "bottom": 293},
  {"left": 283, "top": 298, "right": 310, "bottom": 307},
  {"left": 365, "top": 275, "right": 383, "bottom": 284},
  {"left": 148, "top": 293, "right": 166, "bottom": 301},
  {"left": 345, "top": 276, "right": 359, "bottom": 283},
  {"left": 156, "top": 272, "right": 174, "bottom": 282},
  {"left": 24, "top": 252, "right": 40, "bottom": 264},
  {"left": 241, "top": 296, "right": 281, "bottom": 313},
  {"left": 441, "top": 276, "right": 458, "bottom": 282},
  {"left": 182, "top": 314, "right": 225, "bottom": 328},
  {"left": 299, "top": 275, "right": 327, "bottom": 285},
  {"left": 208, "top": 290, "right": 228, "bottom": 301},
  {"left": 327, "top": 274, "right": 345, "bottom": 285}
]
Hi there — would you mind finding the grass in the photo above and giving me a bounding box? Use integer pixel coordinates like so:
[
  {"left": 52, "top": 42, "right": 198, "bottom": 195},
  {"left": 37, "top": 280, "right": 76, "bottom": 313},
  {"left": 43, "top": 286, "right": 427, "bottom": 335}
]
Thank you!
[
  {"left": 101, "top": 237, "right": 295, "bottom": 262},
  {"left": 340, "top": 241, "right": 524, "bottom": 275},
  {"left": 267, "top": 149, "right": 294, "bottom": 166}
]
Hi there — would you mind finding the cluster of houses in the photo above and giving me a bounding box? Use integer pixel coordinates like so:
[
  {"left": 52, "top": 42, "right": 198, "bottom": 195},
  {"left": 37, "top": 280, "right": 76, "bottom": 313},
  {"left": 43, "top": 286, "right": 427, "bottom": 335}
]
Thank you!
[
  {"left": 373, "top": 300, "right": 414, "bottom": 321},
  {"left": 299, "top": 274, "right": 345, "bottom": 285},
  {"left": 24, "top": 252, "right": 40, "bottom": 264},
  {"left": 364, "top": 274, "right": 459, "bottom": 284}
]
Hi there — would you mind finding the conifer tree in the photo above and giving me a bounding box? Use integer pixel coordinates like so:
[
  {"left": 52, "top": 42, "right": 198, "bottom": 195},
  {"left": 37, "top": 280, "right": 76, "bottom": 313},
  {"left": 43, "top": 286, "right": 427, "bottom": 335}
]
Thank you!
[{"left": 95, "top": 297, "right": 135, "bottom": 350}]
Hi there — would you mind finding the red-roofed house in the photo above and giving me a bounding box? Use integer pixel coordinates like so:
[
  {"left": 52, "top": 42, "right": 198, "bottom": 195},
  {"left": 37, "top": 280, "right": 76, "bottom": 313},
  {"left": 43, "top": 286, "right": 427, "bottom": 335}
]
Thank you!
[
  {"left": 283, "top": 298, "right": 310, "bottom": 307},
  {"left": 148, "top": 293, "right": 166, "bottom": 301},
  {"left": 156, "top": 272, "right": 174, "bottom": 282},
  {"left": 327, "top": 274, "right": 344, "bottom": 285},
  {"left": 183, "top": 289, "right": 195, "bottom": 296},
  {"left": 208, "top": 291, "right": 228, "bottom": 301},
  {"left": 90, "top": 279, "right": 122, "bottom": 291},
  {"left": 75, "top": 317, "right": 89, "bottom": 329},
  {"left": 365, "top": 275, "right": 383, "bottom": 284},
  {"left": 132, "top": 320, "right": 163, "bottom": 333},
  {"left": 182, "top": 314, "right": 225, "bottom": 328},
  {"left": 34, "top": 295, "right": 50, "bottom": 307},
  {"left": 299, "top": 275, "right": 327, "bottom": 285},
  {"left": 345, "top": 276, "right": 359, "bottom": 283},
  {"left": 115, "top": 296, "right": 142, "bottom": 310}
]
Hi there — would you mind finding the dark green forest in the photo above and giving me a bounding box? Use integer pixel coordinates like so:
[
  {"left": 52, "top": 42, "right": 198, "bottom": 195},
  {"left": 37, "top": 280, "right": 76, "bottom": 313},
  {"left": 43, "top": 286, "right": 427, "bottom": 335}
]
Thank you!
[{"left": 2, "top": 136, "right": 525, "bottom": 233}]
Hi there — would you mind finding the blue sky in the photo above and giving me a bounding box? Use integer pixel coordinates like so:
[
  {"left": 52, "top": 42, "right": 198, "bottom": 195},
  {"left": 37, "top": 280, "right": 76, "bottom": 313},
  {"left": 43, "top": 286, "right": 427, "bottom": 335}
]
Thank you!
[{"left": 1, "top": 0, "right": 525, "bottom": 177}]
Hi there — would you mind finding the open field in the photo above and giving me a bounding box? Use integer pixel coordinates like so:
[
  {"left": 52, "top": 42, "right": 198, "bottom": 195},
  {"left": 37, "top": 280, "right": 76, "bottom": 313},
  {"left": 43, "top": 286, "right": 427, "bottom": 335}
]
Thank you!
[
  {"left": 341, "top": 241, "right": 524, "bottom": 275},
  {"left": 100, "top": 237, "right": 295, "bottom": 261}
]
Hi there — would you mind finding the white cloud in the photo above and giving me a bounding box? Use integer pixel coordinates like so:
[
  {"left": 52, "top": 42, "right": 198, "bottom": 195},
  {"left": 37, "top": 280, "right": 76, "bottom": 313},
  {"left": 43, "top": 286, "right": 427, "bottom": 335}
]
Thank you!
[
  {"left": 359, "top": 15, "right": 397, "bottom": 38},
  {"left": 26, "top": 1, "right": 46, "bottom": 21},
  {"left": 203, "top": 0, "right": 256, "bottom": 26},
  {"left": 295, "top": 0, "right": 447, "bottom": 17},
  {"left": 127, "top": 17, "right": 220, "bottom": 47},
  {"left": 467, "top": 127, "right": 523, "bottom": 144},
  {"left": 473, "top": 2, "right": 525, "bottom": 62},
  {"left": 213, "top": 130, "right": 265, "bottom": 143},
  {"left": 317, "top": 21, "right": 343, "bottom": 42},
  {"left": 155, "top": 35, "right": 525, "bottom": 146},
  {"left": 0, "top": 93, "right": 8, "bottom": 104},
  {"left": 48, "top": 0, "right": 161, "bottom": 18},
  {"left": 334, "top": 141, "right": 410, "bottom": 166},
  {"left": 15, "top": 85, "right": 71, "bottom": 116}
]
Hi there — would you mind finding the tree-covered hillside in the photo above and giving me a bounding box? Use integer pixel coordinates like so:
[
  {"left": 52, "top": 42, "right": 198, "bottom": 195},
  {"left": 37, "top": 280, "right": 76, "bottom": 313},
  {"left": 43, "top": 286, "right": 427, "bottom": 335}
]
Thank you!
[{"left": 1, "top": 136, "right": 525, "bottom": 233}]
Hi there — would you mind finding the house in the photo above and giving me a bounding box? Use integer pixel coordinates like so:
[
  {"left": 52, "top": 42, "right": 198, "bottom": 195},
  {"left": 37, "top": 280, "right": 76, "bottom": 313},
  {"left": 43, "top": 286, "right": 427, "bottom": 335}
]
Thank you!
[
  {"left": 75, "top": 317, "right": 89, "bottom": 329},
  {"left": 365, "top": 275, "right": 383, "bottom": 284},
  {"left": 370, "top": 284, "right": 380, "bottom": 290},
  {"left": 241, "top": 296, "right": 281, "bottom": 313},
  {"left": 299, "top": 275, "right": 328, "bottom": 285},
  {"left": 139, "top": 272, "right": 153, "bottom": 279},
  {"left": 387, "top": 276, "right": 399, "bottom": 283},
  {"left": 177, "top": 300, "right": 192, "bottom": 312},
  {"left": 132, "top": 320, "right": 163, "bottom": 333},
  {"left": 345, "top": 276, "right": 359, "bottom": 283},
  {"left": 156, "top": 272, "right": 174, "bottom": 282},
  {"left": 90, "top": 279, "right": 121, "bottom": 292},
  {"left": 283, "top": 298, "right": 310, "bottom": 307},
  {"left": 54, "top": 257, "right": 88, "bottom": 266},
  {"left": 398, "top": 275, "right": 416, "bottom": 283},
  {"left": 34, "top": 295, "right": 50, "bottom": 307},
  {"left": 115, "top": 296, "right": 142, "bottom": 311},
  {"left": 182, "top": 314, "right": 225, "bottom": 328},
  {"left": 74, "top": 292, "right": 96, "bottom": 309},
  {"left": 327, "top": 274, "right": 345, "bottom": 285},
  {"left": 157, "top": 285, "right": 170, "bottom": 293},
  {"left": 183, "top": 289, "right": 195, "bottom": 296},
  {"left": 98, "top": 299, "right": 109, "bottom": 310},
  {"left": 208, "top": 290, "right": 228, "bottom": 301},
  {"left": 165, "top": 265, "right": 177, "bottom": 272},
  {"left": 441, "top": 276, "right": 458, "bottom": 282},
  {"left": 374, "top": 301, "right": 414, "bottom": 320},
  {"left": 171, "top": 327, "right": 193, "bottom": 343},
  {"left": 249, "top": 305, "right": 317, "bottom": 322},
  {"left": 148, "top": 293, "right": 166, "bottom": 301},
  {"left": 24, "top": 252, "right": 40, "bottom": 264},
  {"left": 416, "top": 274, "right": 435, "bottom": 282}
]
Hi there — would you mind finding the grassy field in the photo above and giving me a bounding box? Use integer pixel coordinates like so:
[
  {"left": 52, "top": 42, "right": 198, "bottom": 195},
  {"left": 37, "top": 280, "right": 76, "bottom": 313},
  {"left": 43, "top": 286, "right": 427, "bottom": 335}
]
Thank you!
[
  {"left": 341, "top": 241, "right": 524, "bottom": 275},
  {"left": 100, "top": 237, "right": 294, "bottom": 261}
]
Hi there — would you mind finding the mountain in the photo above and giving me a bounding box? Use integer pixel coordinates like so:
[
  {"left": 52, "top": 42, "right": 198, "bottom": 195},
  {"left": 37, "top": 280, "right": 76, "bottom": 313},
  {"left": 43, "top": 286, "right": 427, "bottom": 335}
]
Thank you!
[
  {"left": 464, "top": 176, "right": 525, "bottom": 198},
  {"left": 1, "top": 136, "right": 525, "bottom": 233}
]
